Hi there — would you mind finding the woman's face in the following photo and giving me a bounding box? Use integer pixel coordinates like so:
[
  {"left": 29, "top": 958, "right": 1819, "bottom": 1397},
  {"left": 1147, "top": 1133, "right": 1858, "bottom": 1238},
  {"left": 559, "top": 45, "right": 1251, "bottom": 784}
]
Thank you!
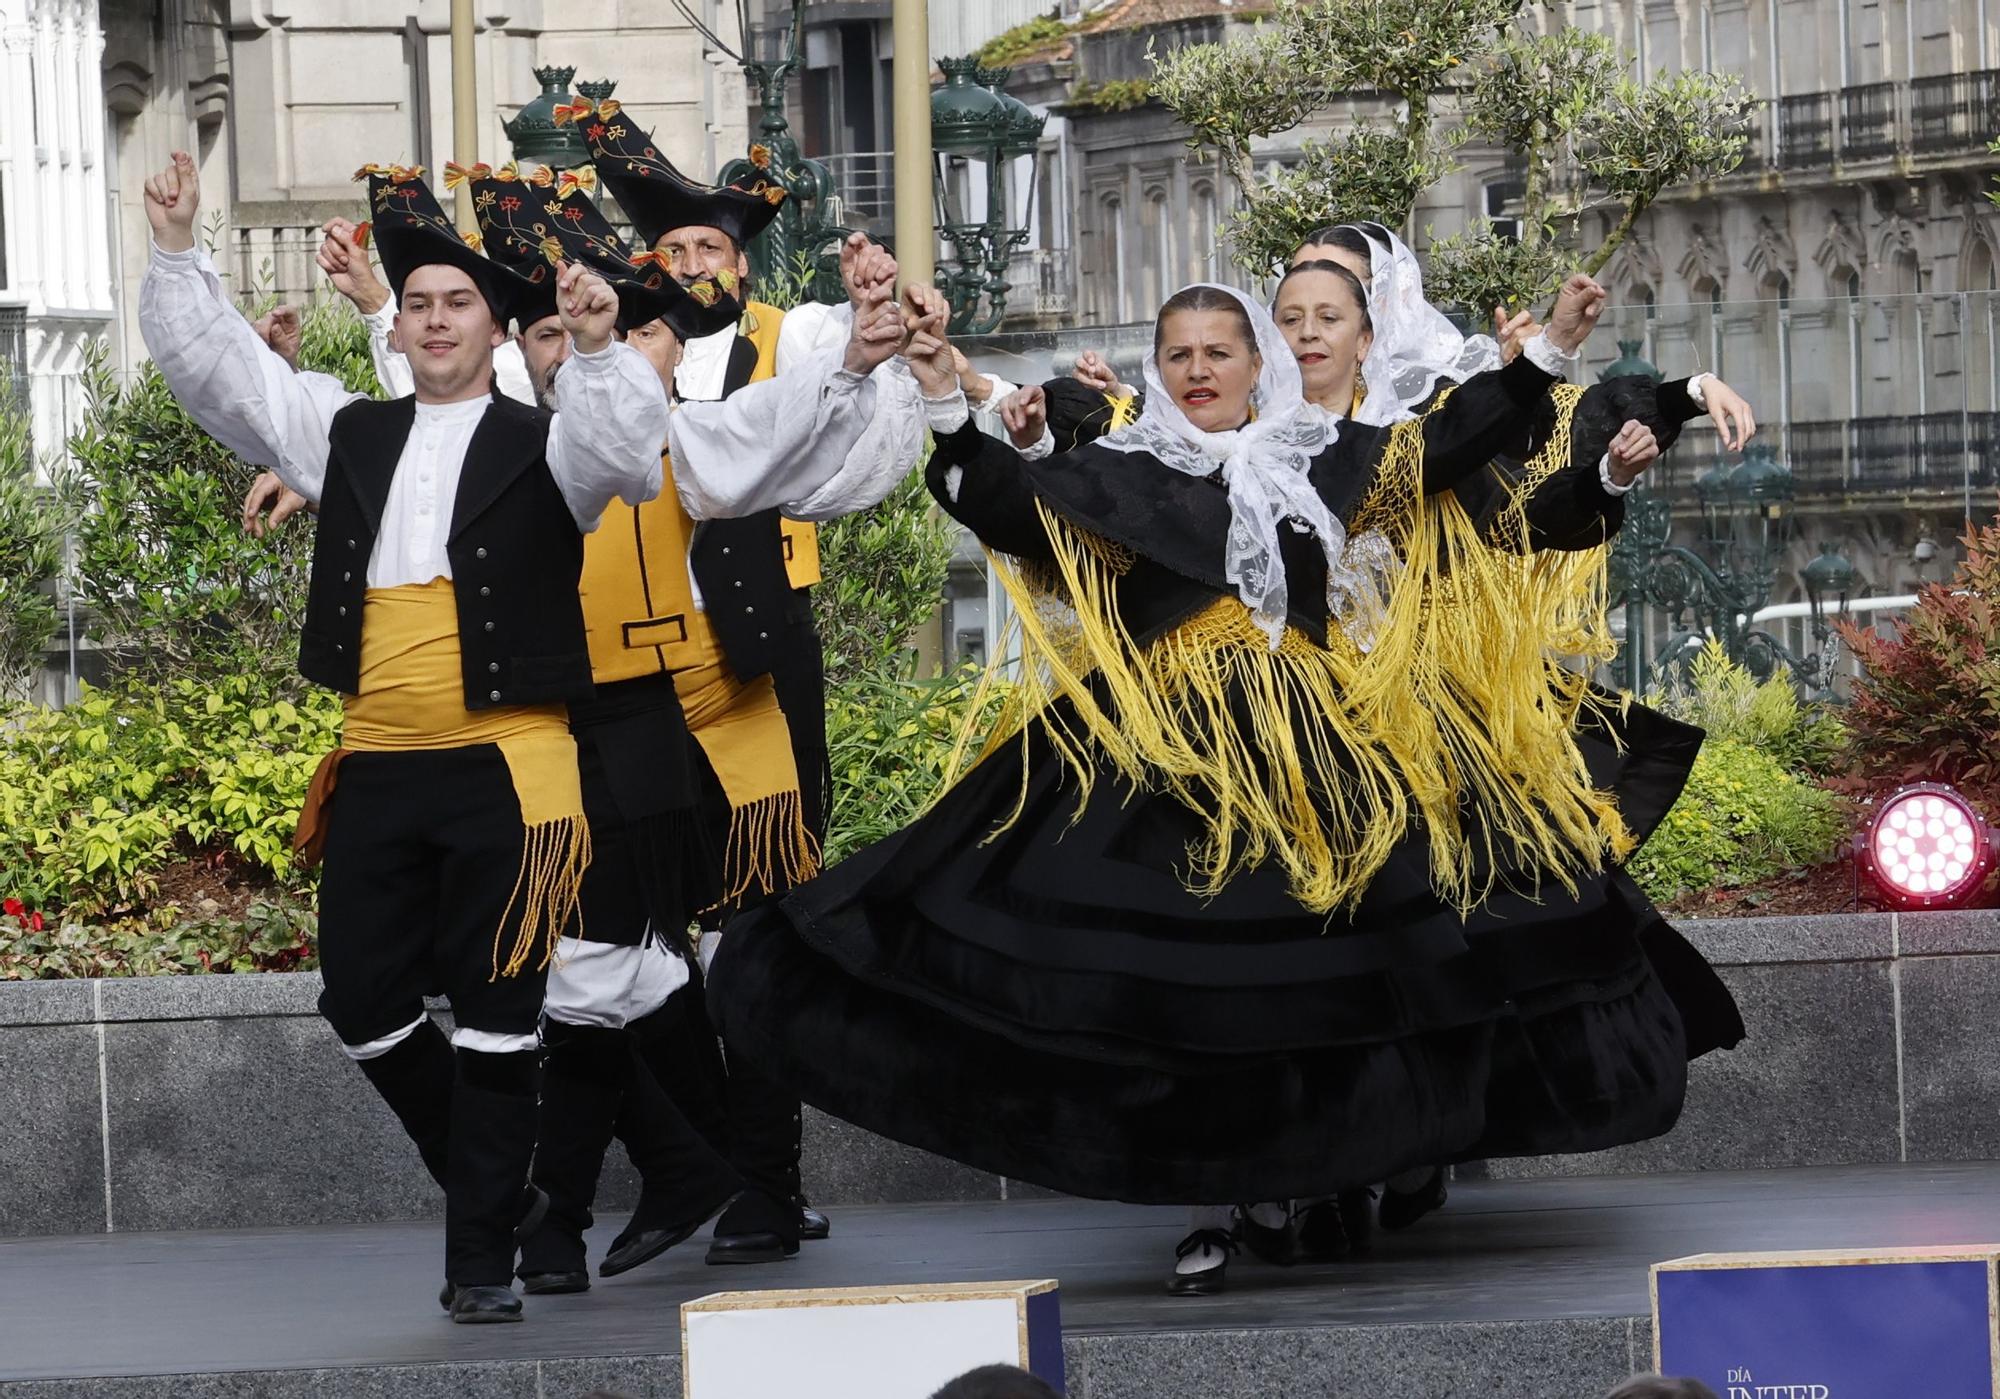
[
  {"left": 1274, "top": 268, "right": 1373, "bottom": 410},
  {"left": 1156, "top": 308, "right": 1261, "bottom": 432},
  {"left": 1290, "top": 240, "right": 1372, "bottom": 284}
]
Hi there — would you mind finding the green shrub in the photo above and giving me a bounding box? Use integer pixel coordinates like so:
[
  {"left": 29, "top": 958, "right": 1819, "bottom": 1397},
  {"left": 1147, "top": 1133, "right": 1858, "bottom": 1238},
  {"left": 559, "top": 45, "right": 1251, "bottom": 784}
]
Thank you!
[
  {"left": 1627, "top": 737, "right": 1848, "bottom": 902},
  {"left": 824, "top": 667, "right": 1007, "bottom": 865},
  {"left": 0, "top": 391, "right": 68, "bottom": 693},
  {"left": 0, "top": 897, "right": 317, "bottom": 980},
  {"left": 55, "top": 299, "right": 375, "bottom": 693},
  {"left": 1650, "top": 638, "right": 1849, "bottom": 776},
  {"left": 812, "top": 458, "right": 955, "bottom": 691},
  {"left": 0, "top": 674, "right": 338, "bottom": 918}
]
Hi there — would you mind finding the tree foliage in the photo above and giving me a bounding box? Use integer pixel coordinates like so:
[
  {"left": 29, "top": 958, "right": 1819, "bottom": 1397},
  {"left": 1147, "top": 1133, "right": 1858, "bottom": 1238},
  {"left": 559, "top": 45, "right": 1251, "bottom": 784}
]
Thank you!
[{"left": 1150, "top": 0, "right": 1750, "bottom": 290}]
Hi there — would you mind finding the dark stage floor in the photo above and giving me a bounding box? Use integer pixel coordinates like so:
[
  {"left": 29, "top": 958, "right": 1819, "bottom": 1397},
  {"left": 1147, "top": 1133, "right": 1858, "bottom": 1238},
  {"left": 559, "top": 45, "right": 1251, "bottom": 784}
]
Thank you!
[{"left": 5, "top": 1162, "right": 2000, "bottom": 1383}]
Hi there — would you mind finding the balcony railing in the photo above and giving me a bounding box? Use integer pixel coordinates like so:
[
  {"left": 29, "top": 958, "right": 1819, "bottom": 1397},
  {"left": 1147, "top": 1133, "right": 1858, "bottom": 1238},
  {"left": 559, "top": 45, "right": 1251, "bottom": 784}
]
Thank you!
[
  {"left": 0, "top": 305, "right": 26, "bottom": 420},
  {"left": 1003, "top": 247, "right": 1074, "bottom": 319},
  {"left": 1658, "top": 412, "right": 2000, "bottom": 499},
  {"left": 1909, "top": 70, "right": 2000, "bottom": 154},
  {"left": 1777, "top": 92, "right": 1835, "bottom": 168},
  {"left": 820, "top": 152, "right": 894, "bottom": 230},
  {"left": 1760, "top": 71, "right": 2000, "bottom": 173}
]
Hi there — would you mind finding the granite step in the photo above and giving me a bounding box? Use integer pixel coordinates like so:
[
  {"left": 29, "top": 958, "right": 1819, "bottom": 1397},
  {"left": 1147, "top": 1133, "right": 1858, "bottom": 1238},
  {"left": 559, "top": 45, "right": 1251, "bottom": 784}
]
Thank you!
[{"left": 5, "top": 908, "right": 2000, "bottom": 1236}]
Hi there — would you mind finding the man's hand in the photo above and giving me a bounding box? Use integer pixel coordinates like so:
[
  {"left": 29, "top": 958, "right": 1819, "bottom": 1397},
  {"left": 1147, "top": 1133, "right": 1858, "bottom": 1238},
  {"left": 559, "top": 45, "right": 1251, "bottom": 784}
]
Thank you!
[
  {"left": 316, "top": 219, "right": 391, "bottom": 315},
  {"left": 1494, "top": 308, "right": 1541, "bottom": 366},
  {"left": 839, "top": 233, "right": 898, "bottom": 309},
  {"left": 144, "top": 151, "right": 201, "bottom": 254},
  {"left": 557, "top": 260, "right": 620, "bottom": 355},
  {"left": 1544, "top": 274, "right": 1607, "bottom": 356},
  {"left": 1072, "top": 349, "right": 1125, "bottom": 396},
  {"left": 242, "top": 471, "right": 313, "bottom": 537},
  {"left": 1698, "top": 374, "right": 1758, "bottom": 453},
  {"left": 843, "top": 297, "right": 905, "bottom": 376},
  {"left": 251, "top": 305, "right": 302, "bottom": 370},
  {"left": 1606, "top": 419, "right": 1660, "bottom": 488},
  {"left": 998, "top": 385, "right": 1048, "bottom": 451},
  {"left": 899, "top": 285, "right": 956, "bottom": 397}
]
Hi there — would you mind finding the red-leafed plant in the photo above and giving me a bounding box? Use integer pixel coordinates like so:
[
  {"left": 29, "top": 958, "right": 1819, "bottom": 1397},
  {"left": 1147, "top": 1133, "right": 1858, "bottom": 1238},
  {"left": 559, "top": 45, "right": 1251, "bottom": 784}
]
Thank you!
[{"left": 1835, "top": 520, "right": 2000, "bottom": 811}]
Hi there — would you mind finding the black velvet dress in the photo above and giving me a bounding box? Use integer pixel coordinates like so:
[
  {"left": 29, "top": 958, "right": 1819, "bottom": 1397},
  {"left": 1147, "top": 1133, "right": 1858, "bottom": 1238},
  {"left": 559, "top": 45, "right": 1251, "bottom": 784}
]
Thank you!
[{"left": 707, "top": 356, "right": 1742, "bottom": 1204}]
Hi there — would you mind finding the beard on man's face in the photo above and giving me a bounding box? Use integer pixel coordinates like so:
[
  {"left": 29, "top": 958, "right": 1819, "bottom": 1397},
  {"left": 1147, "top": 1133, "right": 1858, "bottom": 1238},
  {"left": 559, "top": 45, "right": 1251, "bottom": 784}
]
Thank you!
[{"left": 535, "top": 357, "right": 561, "bottom": 411}]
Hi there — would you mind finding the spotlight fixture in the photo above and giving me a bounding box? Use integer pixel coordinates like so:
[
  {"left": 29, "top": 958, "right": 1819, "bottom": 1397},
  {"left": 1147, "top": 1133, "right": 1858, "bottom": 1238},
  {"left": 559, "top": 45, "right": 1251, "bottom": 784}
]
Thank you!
[{"left": 1853, "top": 783, "right": 2000, "bottom": 910}]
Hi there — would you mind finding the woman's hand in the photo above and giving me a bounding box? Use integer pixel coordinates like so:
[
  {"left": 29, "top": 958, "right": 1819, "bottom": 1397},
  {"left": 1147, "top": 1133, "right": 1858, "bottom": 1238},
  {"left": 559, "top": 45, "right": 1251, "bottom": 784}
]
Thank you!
[{"left": 998, "top": 385, "right": 1049, "bottom": 451}]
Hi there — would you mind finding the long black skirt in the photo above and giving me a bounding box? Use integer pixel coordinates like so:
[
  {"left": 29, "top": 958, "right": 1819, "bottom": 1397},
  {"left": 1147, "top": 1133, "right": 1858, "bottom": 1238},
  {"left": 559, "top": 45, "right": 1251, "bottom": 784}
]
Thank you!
[{"left": 708, "top": 696, "right": 1740, "bottom": 1204}]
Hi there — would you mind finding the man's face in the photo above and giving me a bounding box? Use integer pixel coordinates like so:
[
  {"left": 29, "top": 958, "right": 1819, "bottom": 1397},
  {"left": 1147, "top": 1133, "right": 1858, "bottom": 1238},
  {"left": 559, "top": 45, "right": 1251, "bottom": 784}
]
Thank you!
[
  {"left": 516, "top": 316, "right": 572, "bottom": 410},
  {"left": 657, "top": 226, "right": 748, "bottom": 288},
  {"left": 624, "top": 317, "right": 684, "bottom": 391},
  {"left": 391, "top": 264, "right": 505, "bottom": 402}
]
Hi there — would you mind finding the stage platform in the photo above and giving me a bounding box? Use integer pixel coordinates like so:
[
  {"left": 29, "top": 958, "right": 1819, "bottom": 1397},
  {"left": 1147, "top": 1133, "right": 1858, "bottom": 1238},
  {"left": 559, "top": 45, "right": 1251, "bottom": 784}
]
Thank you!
[{"left": 4, "top": 1162, "right": 1998, "bottom": 1398}]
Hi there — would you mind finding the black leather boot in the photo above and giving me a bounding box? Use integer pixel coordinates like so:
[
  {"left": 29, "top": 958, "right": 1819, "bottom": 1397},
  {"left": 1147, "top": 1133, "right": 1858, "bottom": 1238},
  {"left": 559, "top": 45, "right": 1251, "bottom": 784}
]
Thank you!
[
  {"left": 598, "top": 1040, "right": 741, "bottom": 1277},
  {"left": 356, "top": 1017, "right": 455, "bottom": 1190},
  {"left": 444, "top": 1048, "right": 540, "bottom": 1322},
  {"left": 517, "top": 1021, "right": 629, "bottom": 1294},
  {"left": 705, "top": 1051, "right": 804, "bottom": 1265}
]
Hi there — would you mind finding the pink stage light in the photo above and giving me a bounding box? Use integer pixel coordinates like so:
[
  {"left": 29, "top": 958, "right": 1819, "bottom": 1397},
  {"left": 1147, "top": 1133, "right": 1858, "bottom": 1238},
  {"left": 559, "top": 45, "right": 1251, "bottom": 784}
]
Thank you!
[{"left": 1853, "top": 783, "right": 2000, "bottom": 911}]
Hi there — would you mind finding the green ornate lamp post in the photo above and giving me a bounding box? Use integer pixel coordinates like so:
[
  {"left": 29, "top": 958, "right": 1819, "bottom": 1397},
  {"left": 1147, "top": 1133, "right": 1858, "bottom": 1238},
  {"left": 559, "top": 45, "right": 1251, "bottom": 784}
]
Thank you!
[
  {"left": 1601, "top": 337, "right": 1857, "bottom": 698},
  {"left": 932, "top": 58, "right": 1046, "bottom": 334},
  {"left": 503, "top": 67, "right": 600, "bottom": 173},
  {"left": 672, "top": 0, "right": 854, "bottom": 302},
  {"left": 1609, "top": 431, "right": 1857, "bottom": 697}
]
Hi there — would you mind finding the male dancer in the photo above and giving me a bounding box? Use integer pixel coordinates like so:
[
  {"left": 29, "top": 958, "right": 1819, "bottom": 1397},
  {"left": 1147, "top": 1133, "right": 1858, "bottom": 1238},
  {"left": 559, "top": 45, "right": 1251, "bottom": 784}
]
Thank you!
[
  {"left": 245, "top": 168, "right": 919, "bottom": 1283},
  {"left": 143, "top": 153, "right": 658, "bottom": 1324},
  {"left": 575, "top": 104, "right": 875, "bottom": 1263}
]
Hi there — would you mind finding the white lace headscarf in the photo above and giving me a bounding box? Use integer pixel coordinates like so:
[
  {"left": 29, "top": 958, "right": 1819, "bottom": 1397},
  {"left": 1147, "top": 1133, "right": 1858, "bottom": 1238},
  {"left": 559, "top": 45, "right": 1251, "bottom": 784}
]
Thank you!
[
  {"left": 1098, "top": 282, "right": 1378, "bottom": 649},
  {"left": 1342, "top": 224, "right": 1502, "bottom": 427}
]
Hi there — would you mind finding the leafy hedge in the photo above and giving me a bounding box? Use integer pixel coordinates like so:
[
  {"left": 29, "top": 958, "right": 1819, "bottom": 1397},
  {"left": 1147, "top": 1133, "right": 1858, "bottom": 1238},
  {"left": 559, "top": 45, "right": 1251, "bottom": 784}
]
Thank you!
[
  {"left": 0, "top": 675, "right": 337, "bottom": 918},
  {"left": 1628, "top": 642, "right": 1849, "bottom": 902}
]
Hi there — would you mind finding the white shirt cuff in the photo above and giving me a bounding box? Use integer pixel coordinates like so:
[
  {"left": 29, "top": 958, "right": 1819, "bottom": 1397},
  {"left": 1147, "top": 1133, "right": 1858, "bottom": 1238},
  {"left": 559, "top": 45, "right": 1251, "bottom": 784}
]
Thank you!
[
  {"left": 148, "top": 239, "right": 202, "bottom": 267},
  {"left": 924, "top": 388, "right": 972, "bottom": 435},
  {"left": 1686, "top": 372, "right": 1711, "bottom": 409},
  {"left": 1020, "top": 427, "right": 1057, "bottom": 461},
  {"left": 1523, "top": 333, "right": 1580, "bottom": 376},
  {"left": 1598, "top": 454, "right": 1635, "bottom": 496}
]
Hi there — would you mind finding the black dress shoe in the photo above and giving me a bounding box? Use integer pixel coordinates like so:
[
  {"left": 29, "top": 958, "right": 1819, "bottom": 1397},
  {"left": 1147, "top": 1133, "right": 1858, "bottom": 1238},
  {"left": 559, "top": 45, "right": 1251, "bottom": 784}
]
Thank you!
[
  {"left": 1165, "top": 1227, "right": 1236, "bottom": 1296},
  {"left": 1378, "top": 1168, "right": 1448, "bottom": 1232},
  {"left": 706, "top": 1189, "right": 802, "bottom": 1266},
  {"left": 1235, "top": 1205, "right": 1303, "bottom": 1267},
  {"left": 706, "top": 1229, "right": 800, "bottom": 1264},
  {"left": 799, "top": 1202, "right": 831, "bottom": 1241},
  {"left": 520, "top": 1269, "right": 590, "bottom": 1295},
  {"left": 448, "top": 1284, "right": 524, "bottom": 1324},
  {"left": 602, "top": 1190, "right": 740, "bottom": 1278},
  {"left": 1296, "top": 1189, "right": 1373, "bottom": 1262}
]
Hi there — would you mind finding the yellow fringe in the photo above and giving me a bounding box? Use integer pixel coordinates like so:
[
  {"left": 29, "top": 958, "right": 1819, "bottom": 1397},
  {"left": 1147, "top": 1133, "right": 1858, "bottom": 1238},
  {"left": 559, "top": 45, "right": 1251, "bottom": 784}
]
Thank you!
[
  {"left": 708, "top": 789, "right": 822, "bottom": 911},
  {"left": 492, "top": 814, "right": 592, "bottom": 979},
  {"left": 950, "top": 382, "right": 1633, "bottom": 918}
]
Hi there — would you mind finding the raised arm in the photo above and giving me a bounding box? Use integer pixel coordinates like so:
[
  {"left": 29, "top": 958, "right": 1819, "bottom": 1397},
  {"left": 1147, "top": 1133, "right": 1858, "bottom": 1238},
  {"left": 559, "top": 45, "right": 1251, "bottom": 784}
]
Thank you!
[
  {"left": 1415, "top": 274, "right": 1607, "bottom": 495},
  {"left": 138, "top": 153, "right": 361, "bottom": 504},
  {"left": 669, "top": 259, "right": 908, "bottom": 520},
  {"left": 543, "top": 262, "right": 669, "bottom": 530}
]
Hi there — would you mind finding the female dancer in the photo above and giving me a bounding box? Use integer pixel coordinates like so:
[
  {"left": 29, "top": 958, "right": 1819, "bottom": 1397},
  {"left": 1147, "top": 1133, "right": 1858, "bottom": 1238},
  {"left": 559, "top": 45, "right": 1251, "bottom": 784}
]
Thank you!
[{"left": 708, "top": 276, "right": 1721, "bottom": 1294}]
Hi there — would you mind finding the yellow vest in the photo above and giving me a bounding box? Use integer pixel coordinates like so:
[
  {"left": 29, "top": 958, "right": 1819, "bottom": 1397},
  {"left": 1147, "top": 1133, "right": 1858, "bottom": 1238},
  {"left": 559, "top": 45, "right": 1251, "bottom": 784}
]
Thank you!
[
  {"left": 743, "top": 300, "right": 823, "bottom": 592},
  {"left": 577, "top": 452, "right": 727, "bottom": 685}
]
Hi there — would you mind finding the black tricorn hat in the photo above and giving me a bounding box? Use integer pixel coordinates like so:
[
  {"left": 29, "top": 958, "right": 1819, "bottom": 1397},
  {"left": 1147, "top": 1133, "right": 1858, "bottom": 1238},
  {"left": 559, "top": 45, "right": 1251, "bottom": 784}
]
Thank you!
[
  {"left": 461, "top": 160, "right": 742, "bottom": 340},
  {"left": 354, "top": 164, "right": 535, "bottom": 327},
  {"left": 553, "top": 96, "right": 787, "bottom": 251}
]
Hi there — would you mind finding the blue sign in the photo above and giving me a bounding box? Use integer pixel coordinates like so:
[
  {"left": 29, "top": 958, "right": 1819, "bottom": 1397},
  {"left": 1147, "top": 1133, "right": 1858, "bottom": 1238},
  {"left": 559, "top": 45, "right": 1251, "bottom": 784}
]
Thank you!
[{"left": 1657, "top": 1259, "right": 1997, "bottom": 1398}]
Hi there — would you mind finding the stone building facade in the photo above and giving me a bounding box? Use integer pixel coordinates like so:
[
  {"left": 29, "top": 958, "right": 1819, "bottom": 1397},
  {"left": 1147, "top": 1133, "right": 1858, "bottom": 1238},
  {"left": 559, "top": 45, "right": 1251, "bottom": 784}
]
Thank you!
[{"left": 1, "top": 0, "right": 749, "bottom": 462}]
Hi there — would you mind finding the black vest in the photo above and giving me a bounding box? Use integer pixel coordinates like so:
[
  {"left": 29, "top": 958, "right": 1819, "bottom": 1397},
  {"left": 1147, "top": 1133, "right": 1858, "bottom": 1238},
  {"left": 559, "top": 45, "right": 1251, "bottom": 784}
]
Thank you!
[
  {"left": 299, "top": 395, "right": 594, "bottom": 710},
  {"left": 684, "top": 333, "right": 808, "bottom": 681}
]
